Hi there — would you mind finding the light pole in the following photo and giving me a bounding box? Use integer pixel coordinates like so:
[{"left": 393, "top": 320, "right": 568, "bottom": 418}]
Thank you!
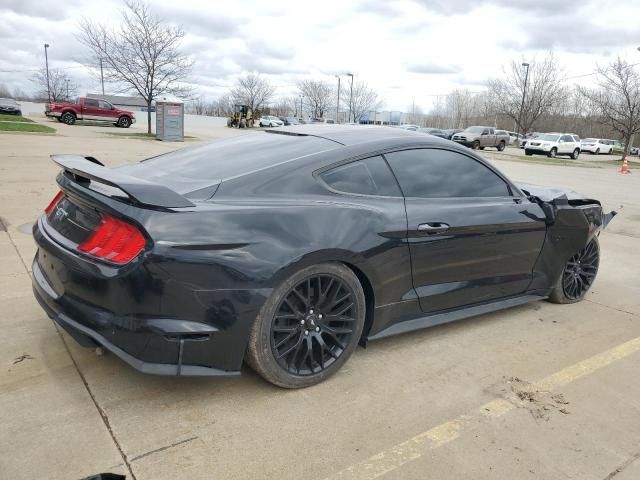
[
  {"left": 335, "top": 75, "right": 341, "bottom": 123},
  {"left": 299, "top": 94, "right": 304, "bottom": 120},
  {"left": 44, "top": 43, "right": 51, "bottom": 103},
  {"left": 100, "top": 57, "right": 105, "bottom": 95},
  {"left": 347, "top": 73, "right": 354, "bottom": 122},
  {"left": 517, "top": 62, "right": 530, "bottom": 138}
]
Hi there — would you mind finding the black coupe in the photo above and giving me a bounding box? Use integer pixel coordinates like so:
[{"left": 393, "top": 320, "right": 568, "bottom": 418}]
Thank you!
[{"left": 32, "top": 126, "right": 614, "bottom": 388}]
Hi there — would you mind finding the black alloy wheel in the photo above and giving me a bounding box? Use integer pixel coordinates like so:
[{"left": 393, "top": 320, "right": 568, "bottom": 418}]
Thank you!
[
  {"left": 549, "top": 238, "right": 599, "bottom": 304},
  {"left": 247, "top": 263, "right": 365, "bottom": 388},
  {"left": 271, "top": 274, "right": 357, "bottom": 375},
  {"left": 562, "top": 239, "right": 599, "bottom": 300}
]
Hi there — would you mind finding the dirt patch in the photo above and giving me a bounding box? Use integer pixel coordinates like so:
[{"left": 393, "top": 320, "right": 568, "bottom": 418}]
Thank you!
[{"left": 502, "top": 376, "right": 571, "bottom": 421}]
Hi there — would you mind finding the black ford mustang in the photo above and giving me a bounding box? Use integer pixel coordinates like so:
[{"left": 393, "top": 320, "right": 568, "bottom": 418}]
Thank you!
[{"left": 32, "top": 126, "right": 614, "bottom": 388}]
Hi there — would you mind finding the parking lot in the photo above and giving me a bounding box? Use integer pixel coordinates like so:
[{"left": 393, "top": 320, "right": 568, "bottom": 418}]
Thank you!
[{"left": 1, "top": 116, "right": 640, "bottom": 480}]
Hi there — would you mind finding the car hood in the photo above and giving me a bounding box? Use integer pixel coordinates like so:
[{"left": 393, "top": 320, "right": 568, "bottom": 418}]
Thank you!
[{"left": 0, "top": 100, "right": 19, "bottom": 108}]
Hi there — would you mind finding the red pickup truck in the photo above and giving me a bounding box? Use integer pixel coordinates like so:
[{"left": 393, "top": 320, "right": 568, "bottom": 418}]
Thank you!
[{"left": 45, "top": 97, "right": 136, "bottom": 128}]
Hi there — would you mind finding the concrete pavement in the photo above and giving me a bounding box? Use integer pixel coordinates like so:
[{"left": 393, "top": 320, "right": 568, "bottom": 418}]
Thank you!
[{"left": 1, "top": 122, "right": 639, "bottom": 480}]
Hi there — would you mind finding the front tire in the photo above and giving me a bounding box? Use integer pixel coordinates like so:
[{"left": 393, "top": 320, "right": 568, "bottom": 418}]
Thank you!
[
  {"left": 497, "top": 141, "right": 506, "bottom": 152},
  {"left": 246, "top": 263, "right": 366, "bottom": 388},
  {"left": 548, "top": 147, "right": 557, "bottom": 158},
  {"left": 118, "top": 116, "right": 131, "bottom": 128},
  {"left": 570, "top": 148, "right": 580, "bottom": 160},
  {"left": 548, "top": 238, "right": 599, "bottom": 304},
  {"left": 472, "top": 140, "right": 480, "bottom": 150},
  {"left": 595, "top": 148, "right": 600, "bottom": 155}
]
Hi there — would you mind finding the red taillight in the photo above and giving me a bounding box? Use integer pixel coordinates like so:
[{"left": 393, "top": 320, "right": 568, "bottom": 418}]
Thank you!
[
  {"left": 45, "top": 191, "right": 64, "bottom": 214},
  {"left": 78, "top": 213, "right": 146, "bottom": 264}
]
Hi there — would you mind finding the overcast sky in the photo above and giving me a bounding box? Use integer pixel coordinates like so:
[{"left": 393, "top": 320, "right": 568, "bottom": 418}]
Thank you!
[{"left": 1, "top": 0, "right": 639, "bottom": 111}]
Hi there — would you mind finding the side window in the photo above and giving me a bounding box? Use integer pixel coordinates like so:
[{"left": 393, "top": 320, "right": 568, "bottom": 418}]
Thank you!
[
  {"left": 98, "top": 101, "right": 112, "bottom": 110},
  {"left": 561, "top": 135, "right": 572, "bottom": 142},
  {"left": 482, "top": 128, "right": 489, "bottom": 135},
  {"left": 84, "top": 99, "right": 99, "bottom": 108},
  {"left": 385, "top": 148, "right": 511, "bottom": 198},
  {"left": 320, "top": 156, "right": 401, "bottom": 196}
]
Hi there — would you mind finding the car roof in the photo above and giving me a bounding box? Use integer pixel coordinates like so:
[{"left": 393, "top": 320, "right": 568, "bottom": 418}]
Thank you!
[{"left": 264, "top": 124, "right": 444, "bottom": 147}]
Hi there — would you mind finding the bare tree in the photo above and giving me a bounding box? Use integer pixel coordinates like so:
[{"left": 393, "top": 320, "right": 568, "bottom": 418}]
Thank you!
[
  {"left": 297, "top": 80, "right": 333, "bottom": 119},
  {"left": 578, "top": 58, "right": 640, "bottom": 159},
  {"left": 342, "top": 80, "right": 382, "bottom": 123},
  {"left": 488, "top": 53, "right": 566, "bottom": 135},
  {"left": 230, "top": 73, "right": 275, "bottom": 115},
  {"left": 78, "top": 0, "right": 193, "bottom": 133},
  {"left": 0, "top": 83, "right": 12, "bottom": 98},
  {"left": 31, "top": 68, "right": 78, "bottom": 102}
]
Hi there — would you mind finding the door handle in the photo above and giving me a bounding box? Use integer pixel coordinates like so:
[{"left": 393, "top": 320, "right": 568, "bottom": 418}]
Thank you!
[{"left": 417, "top": 222, "right": 450, "bottom": 234}]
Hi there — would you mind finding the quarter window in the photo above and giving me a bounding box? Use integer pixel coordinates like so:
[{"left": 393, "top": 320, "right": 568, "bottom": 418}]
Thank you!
[
  {"left": 320, "top": 156, "right": 401, "bottom": 196},
  {"left": 384, "top": 148, "right": 511, "bottom": 198}
]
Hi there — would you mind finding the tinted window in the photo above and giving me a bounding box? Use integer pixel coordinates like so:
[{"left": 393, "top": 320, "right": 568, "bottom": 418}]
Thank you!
[
  {"left": 385, "top": 149, "right": 510, "bottom": 198},
  {"left": 84, "top": 99, "right": 99, "bottom": 107},
  {"left": 98, "top": 101, "right": 112, "bottom": 109},
  {"left": 320, "top": 156, "right": 401, "bottom": 196},
  {"left": 119, "top": 133, "right": 339, "bottom": 194}
]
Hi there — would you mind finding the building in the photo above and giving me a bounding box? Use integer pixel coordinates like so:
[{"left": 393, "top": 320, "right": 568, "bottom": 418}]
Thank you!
[{"left": 86, "top": 93, "right": 149, "bottom": 110}]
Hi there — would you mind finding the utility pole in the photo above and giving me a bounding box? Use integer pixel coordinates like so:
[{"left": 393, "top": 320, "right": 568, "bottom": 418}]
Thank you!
[
  {"left": 517, "top": 62, "right": 530, "bottom": 138},
  {"left": 299, "top": 94, "right": 304, "bottom": 120},
  {"left": 335, "top": 75, "right": 341, "bottom": 124},
  {"left": 44, "top": 43, "right": 51, "bottom": 102},
  {"left": 347, "top": 73, "right": 354, "bottom": 122},
  {"left": 100, "top": 58, "right": 105, "bottom": 95}
]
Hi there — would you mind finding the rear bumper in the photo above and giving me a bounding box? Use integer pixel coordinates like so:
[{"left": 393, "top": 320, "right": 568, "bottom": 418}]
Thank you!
[
  {"left": 31, "top": 217, "right": 270, "bottom": 376},
  {"left": 45, "top": 111, "right": 62, "bottom": 118}
]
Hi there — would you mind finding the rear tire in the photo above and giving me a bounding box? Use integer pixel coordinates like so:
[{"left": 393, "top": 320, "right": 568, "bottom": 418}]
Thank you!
[
  {"left": 246, "top": 262, "right": 366, "bottom": 388},
  {"left": 595, "top": 148, "right": 600, "bottom": 155},
  {"left": 497, "top": 141, "right": 506, "bottom": 152},
  {"left": 548, "top": 237, "right": 599, "bottom": 304},
  {"left": 61, "top": 112, "right": 76, "bottom": 125}
]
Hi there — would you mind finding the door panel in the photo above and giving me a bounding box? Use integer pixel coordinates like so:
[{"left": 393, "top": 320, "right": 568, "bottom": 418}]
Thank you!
[
  {"left": 384, "top": 147, "right": 547, "bottom": 314},
  {"left": 404, "top": 197, "right": 546, "bottom": 313}
]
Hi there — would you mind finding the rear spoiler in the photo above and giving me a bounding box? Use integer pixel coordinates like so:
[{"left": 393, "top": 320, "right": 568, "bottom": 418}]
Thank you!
[{"left": 51, "top": 154, "right": 195, "bottom": 208}]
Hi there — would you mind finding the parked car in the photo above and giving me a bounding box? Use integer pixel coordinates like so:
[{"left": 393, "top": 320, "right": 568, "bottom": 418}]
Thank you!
[
  {"left": 33, "top": 126, "right": 615, "bottom": 388},
  {"left": 525, "top": 133, "right": 581, "bottom": 159},
  {"left": 444, "top": 128, "right": 463, "bottom": 140},
  {"left": 0, "top": 97, "right": 22, "bottom": 116},
  {"left": 398, "top": 124, "right": 420, "bottom": 131},
  {"left": 259, "top": 115, "right": 284, "bottom": 127},
  {"left": 507, "top": 132, "right": 523, "bottom": 145},
  {"left": 609, "top": 140, "right": 625, "bottom": 155},
  {"left": 452, "top": 126, "right": 510, "bottom": 151},
  {"left": 520, "top": 133, "right": 540, "bottom": 148},
  {"left": 279, "top": 116, "right": 300, "bottom": 126},
  {"left": 418, "top": 127, "right": 449, "bottom": 139},
  {"left": 495, "top": 130, "right": 513, "bottom": 145},
  {"left": 580, "top": 138, "right": 612, "bottom": 155},
  {"left": 630, "top": 147, "right": 639, "bottom": 156},
  {"left": 45, "top": 97, "right": 135, "bottom": 128}
]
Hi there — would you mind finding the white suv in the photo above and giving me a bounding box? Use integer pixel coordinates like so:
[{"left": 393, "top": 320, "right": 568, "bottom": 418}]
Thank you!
[
  {"left": 259, "top": 115, "right": 284, "bottom": 127},
  {"left": 580, "top": 138, "right": 613, "bottom": 155},
  {"left": 524, "top": 133, "right": 581, "bottom": 159}
]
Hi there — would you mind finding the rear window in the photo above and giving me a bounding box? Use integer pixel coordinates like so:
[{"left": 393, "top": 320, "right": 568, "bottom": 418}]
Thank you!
[{"left": 118, "top": 133, "right": 339, "bottom": 193}]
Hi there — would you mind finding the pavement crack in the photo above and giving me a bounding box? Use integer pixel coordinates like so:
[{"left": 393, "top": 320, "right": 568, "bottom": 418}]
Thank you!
[
  {"left": 585, "top": 298, "right": 638, "bottom": 318},
  {"left": 603, "top": 448, "right": 640, "bottom": 479},
  {"left": 54, "top": 328, "right": 138, "bottom": 480},
  {"left": 129, "top": 436, "right": 199, "bottom": 463}
]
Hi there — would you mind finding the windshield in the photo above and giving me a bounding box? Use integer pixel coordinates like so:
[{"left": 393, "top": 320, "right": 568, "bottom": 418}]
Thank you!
[
  {"left": 464, "top": 126, "right": 485, "bottom": 134},
  {"left": 539, "top": 134, "right": 561, "bottom": 141}
]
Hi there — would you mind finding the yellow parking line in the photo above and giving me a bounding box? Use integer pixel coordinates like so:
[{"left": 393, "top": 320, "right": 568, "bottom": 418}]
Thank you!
[{"left": 326, "top": 336, "right": 640, "bottom": 480}]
